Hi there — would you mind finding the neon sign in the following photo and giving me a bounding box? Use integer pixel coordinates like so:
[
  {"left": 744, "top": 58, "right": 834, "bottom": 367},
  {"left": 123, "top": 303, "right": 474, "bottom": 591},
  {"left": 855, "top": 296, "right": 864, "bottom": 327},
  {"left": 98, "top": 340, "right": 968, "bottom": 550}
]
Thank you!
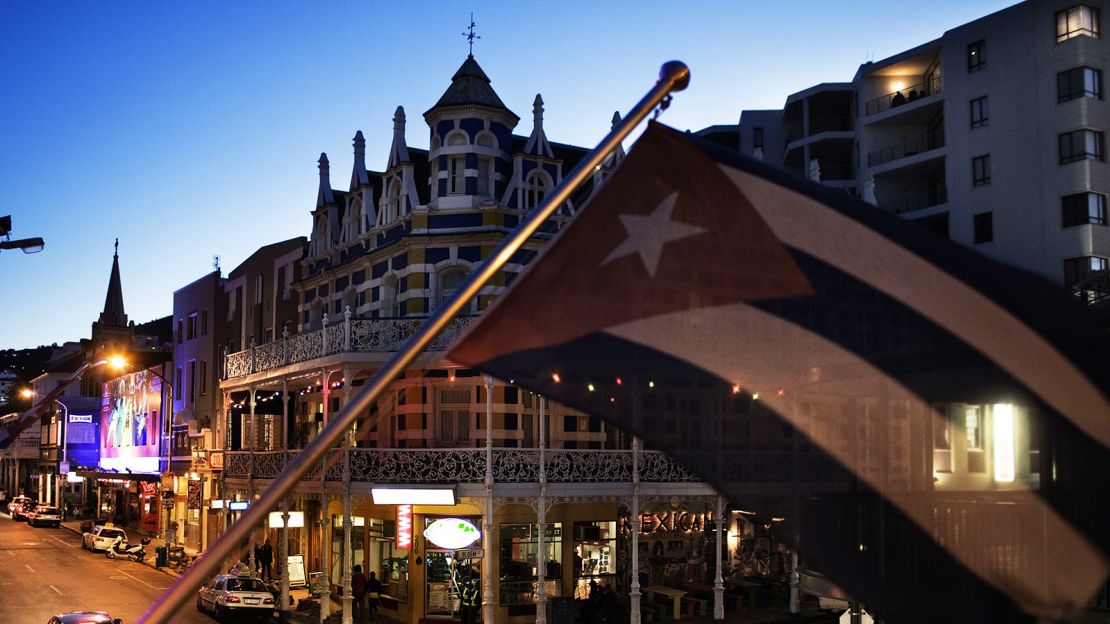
[
  {"left": 619, "top": 511, "right": 715, "bottom": 535},
  {"left": 423, "top": 517, "right": 480, "bottom": 549},
  {"left": 396, "top": 504, "right": 412, "bottom": 550}
]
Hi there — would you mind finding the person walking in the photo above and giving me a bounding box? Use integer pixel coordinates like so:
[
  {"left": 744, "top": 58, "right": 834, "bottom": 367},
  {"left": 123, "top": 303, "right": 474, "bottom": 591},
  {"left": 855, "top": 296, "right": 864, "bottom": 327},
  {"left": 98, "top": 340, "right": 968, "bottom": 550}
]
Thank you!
[
  {"left": 258, "top": 539, "right": 274, "bottom": 581},
  {"left": 366, "top": 570, "right": 383, "bottom": 616},
  {"left": 459, "top": 575, "right": 480, "bottom": 624},
  {"left": 352, "top": 564, "right": 368, "bottom": 622}
]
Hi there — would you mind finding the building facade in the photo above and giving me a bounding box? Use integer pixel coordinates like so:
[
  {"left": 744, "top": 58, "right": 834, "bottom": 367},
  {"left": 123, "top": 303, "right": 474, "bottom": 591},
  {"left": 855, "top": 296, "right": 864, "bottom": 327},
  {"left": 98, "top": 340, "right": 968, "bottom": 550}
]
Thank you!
[{"left": 737, "top": 0, "right": 1108, "bottom": 299}]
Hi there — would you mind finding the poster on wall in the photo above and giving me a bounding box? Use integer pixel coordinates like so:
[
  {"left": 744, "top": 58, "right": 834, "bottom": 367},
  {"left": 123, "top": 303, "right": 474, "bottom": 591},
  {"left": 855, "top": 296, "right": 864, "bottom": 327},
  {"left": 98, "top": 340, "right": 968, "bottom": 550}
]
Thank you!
[
  {"left": 187, "top": 480, "right": 202, "bottom": 509},
  {"left": 99, "top": 369, "right": 163, "bottom": 474}
]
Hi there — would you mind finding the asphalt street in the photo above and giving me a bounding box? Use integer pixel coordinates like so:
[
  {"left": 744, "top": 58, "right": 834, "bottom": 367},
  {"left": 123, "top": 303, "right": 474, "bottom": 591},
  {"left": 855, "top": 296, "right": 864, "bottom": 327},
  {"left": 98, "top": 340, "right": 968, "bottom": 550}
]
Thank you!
[{"left": 0, "top": 510, "right": 214, "bottom": 624}]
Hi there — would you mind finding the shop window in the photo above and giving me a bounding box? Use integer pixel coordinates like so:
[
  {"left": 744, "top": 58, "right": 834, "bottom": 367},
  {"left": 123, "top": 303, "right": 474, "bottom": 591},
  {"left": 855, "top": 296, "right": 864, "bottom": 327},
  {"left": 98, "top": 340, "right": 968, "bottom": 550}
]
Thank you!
[
  {"left": 425, "top": 516, "right": 481, "bottom": 618},
  {"left": 965, "top": 406, "right": 986, "bottom": 473},
  {"left": 366, "top": 517, "right": 408, "bottom": 602},
  {"left": 499, "top": 523, "right": 563, "bottom": 605},
  {"left": 573, "top": 521, "right": 618, "bottom": 599},
  {"left": 1056, "top": 5, "right": 1100, "bottom": 42}
]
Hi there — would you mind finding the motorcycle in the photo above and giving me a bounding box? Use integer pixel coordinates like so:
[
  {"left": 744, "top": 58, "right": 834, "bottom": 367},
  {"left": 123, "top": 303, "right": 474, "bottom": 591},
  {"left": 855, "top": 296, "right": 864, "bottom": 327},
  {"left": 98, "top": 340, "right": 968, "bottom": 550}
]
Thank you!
[{"left": 105, "top": 535, "right": 150, "bottom": 562}]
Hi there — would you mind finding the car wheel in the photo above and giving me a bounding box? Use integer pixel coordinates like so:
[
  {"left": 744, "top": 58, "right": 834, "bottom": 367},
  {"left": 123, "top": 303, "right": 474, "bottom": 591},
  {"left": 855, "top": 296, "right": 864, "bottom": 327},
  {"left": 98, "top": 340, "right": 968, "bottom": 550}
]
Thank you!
[
  {"left": 214, "top": 605, "right": 223, "bottom": 621},
  {"left": 196, "top": 597, "right": 204, "bottom": 612}
]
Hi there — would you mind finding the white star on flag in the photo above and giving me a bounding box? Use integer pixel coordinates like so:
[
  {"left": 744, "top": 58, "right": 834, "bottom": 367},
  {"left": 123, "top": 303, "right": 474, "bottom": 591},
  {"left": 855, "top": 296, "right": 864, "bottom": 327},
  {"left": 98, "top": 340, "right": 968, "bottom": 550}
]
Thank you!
[{"left": 602, "top": 191, "right": 705, "bottom": 277}]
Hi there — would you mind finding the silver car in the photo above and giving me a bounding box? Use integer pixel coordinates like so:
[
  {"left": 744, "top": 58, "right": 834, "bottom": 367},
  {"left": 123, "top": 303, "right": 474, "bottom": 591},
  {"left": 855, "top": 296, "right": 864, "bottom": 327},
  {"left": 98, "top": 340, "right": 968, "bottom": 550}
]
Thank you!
[
  {"left": 27, "top": 504, "right": 62, "bottom": 527},
  {"left": 196, "top": 574, "right": 275, "bottom": 621}
]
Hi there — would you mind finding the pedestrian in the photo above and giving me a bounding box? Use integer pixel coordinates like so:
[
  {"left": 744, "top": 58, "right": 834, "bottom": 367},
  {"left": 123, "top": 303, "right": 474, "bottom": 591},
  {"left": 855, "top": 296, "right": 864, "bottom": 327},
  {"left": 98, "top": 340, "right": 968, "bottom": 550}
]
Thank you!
[
  {"left": 367, "top": 570, "right": 383, "bottom": 616},
  {"left": 459, "top": 575, "right": 480, "bottom": 624},
  {"left": 351, "top": 564, "right": 367, "bottom": 621},
  {"left": 258, "top": 539, "right": 274, "bottom": 581}
]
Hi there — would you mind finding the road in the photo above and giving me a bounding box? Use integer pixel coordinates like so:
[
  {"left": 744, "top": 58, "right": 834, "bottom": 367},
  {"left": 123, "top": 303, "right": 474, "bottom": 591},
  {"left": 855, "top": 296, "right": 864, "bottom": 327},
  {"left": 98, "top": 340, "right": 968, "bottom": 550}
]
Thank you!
[{"left": 0, "top": 511, "right": 213, "bottom": 624}]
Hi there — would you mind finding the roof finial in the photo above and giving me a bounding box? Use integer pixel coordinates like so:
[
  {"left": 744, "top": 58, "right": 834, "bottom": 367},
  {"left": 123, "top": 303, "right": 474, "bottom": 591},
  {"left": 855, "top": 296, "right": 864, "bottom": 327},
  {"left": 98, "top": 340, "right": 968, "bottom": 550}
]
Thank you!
[
  {"left": 114, "top": 238, "right": 118, "bottom": 258},
  {"left": 462, "top": 13, "right": 480, "bottom": 57}
]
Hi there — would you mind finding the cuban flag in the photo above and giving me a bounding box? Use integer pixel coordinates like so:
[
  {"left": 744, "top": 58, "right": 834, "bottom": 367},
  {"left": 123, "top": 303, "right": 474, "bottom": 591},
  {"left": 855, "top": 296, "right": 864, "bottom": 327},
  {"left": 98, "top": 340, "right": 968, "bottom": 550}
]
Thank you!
[{"left": 449, "top": 122, "right": 1110, "bottom": 623}]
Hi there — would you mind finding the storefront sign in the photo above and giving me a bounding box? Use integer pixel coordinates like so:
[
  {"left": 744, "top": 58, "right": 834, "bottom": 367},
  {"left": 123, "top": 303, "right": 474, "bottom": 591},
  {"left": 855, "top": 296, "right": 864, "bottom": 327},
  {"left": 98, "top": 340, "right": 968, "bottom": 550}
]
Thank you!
[
  {"left": 209, "top": 450, "right": 224, "bottom": 470},
  {"left": 228, "top": 500, "right": 249, "bottom": 511},
  {"left": 188, "top": 480, "right": 202, "bottom": 509},
  {"left": 423, "top": 517, "right": 480, "bottom": 549},
  {"left": 287, "top": 554, "right": 306, "bottom": 588},
  {"left": 269, "top": 510, "right": 305, "bottom": 528},
  {"left": 396, "top": 504, "right": 412, "bottom": 550},
  {"left": 621, "top": 511, "right": 715, "bottom": 535},
  {"left": 69, "top": 414, "right": 93, "bottom": 423},
  {"left": 455, "top": 548, "right": 483, "bottom": 559}
]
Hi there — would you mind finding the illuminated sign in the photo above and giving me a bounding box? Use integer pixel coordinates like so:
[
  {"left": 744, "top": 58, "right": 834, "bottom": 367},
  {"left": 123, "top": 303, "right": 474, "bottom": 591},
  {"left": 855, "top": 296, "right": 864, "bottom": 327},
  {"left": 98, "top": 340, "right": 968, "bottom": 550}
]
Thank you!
[
  {"left": 210, "top": 499, "right": 224, "bottom": 509},
  {"left": 99, "top": 369, "right": 163, "bottom": 473},
  {"left": 619, "top": 511, "right": 715, "bottom": 535},
  {"left": 331, "top": 515, "right": 366, "bottom": 528},
  {"left": 993, "top": 403, "right": 1015, "bottom": 483},
  {"left": 228, "top": 501, "right": 249, "bottom": 511},
  {"left": 396, "top": 505, "right": 412, "bottom": 550},
  {"left": 69, "top": 414, "right": 93, "bottom": 423},
  {"left": 269, "top": 511, "right": 305, "bottom": 528},
  {"left": 372, "top": 487, "right": 456, "bottom": 505},
  {"left": 423, "top": 517, "right": 480, "bottom": 549}
]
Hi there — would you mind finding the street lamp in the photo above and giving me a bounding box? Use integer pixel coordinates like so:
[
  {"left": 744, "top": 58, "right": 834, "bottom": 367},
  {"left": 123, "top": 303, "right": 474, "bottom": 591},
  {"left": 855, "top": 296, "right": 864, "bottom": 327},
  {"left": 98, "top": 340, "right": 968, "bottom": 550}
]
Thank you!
[{"left": 0, "top": 215, "right": 45, "bottom": 254}]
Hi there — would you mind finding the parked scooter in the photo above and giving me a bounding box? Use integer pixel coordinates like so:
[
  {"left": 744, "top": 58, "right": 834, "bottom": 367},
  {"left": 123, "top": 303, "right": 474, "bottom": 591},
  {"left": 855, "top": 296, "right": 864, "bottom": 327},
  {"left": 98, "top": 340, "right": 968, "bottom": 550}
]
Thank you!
[{"left": 105, "top": 535, "right": 150, "bottom": 562}]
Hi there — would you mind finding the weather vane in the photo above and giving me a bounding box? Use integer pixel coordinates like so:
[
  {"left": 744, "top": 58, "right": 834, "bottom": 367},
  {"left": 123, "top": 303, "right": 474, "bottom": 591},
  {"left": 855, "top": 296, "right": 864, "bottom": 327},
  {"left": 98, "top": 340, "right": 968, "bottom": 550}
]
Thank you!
[{"left": 462, "top": 13, "right": 480, "bottom": 56}]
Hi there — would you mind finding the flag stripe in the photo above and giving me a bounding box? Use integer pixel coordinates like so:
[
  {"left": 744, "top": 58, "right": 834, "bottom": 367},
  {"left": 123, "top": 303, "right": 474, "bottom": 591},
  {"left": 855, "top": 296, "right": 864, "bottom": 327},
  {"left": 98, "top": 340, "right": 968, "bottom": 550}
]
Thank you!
[
  {"left": 719, "top": 165, "right": 1110, "bottom": 453},
  {"left": 608, "top": 301, "right": 1109, "bottom": 617}
]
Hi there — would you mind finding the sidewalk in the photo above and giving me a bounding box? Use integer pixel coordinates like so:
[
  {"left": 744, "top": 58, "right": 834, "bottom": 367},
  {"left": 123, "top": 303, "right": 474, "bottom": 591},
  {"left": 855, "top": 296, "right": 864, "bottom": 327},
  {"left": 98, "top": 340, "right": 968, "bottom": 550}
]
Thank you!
[{"left": 60, "top": 519, "right": 201, "bottom": 577}]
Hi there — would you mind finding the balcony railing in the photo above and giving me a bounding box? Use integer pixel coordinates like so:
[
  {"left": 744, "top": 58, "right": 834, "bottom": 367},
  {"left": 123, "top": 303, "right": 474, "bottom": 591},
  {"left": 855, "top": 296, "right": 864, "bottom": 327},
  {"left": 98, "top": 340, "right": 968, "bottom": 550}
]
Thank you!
[
  {"left": 878, "top": 187, "right": 948, "bottom": 215},
  {"left": 224, "top": 315, "right": 475, "bottom": 379},
  {"left": 223, "top": 447, "right": 845, "bottom": 484},
  {"left": 865, "top": 75, "right": 943, "bottom": 116},
  {"left": 867, "top": 131, "right": 945, "bottom": 167},
  {"left": 1071, "top": 270, "right": 1110, "bottom": 305},
  {"left": 785, "top": 116, "right": 854, "bottom": 143}
]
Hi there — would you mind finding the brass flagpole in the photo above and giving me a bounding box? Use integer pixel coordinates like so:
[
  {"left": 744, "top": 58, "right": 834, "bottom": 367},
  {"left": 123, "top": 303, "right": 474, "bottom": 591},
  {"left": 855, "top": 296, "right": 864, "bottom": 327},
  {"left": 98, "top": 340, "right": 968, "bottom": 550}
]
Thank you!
[{"left": 137, "top": 60, "right": 690, "bottom": 624}]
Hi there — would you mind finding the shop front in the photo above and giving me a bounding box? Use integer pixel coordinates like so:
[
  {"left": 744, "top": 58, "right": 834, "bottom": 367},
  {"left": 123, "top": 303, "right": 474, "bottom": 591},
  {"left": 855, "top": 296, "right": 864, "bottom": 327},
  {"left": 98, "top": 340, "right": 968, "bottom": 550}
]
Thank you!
[{"left": 94, "top": 476, "right": 160, "bottom": 533}]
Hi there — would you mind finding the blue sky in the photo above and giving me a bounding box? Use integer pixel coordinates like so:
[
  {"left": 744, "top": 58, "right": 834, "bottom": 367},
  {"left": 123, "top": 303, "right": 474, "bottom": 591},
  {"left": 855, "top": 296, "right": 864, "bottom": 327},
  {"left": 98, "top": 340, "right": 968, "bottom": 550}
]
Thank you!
[{"left": 0, "top": 0, "right": 1017, "bottom": 350}]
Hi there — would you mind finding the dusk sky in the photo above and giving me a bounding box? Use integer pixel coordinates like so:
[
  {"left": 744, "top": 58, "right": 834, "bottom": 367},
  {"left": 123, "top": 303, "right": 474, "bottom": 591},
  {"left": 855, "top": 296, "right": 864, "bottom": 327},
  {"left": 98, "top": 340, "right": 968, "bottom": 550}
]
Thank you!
[{"left": 1, "top": 0, "right": 1017, "bottom": 350}]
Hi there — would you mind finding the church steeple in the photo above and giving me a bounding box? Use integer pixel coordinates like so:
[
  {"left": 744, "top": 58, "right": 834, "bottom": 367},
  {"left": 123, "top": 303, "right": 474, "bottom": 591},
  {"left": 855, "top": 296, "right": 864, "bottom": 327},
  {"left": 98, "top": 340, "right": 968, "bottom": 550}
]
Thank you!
[{"left": 98, "top": 238, "right": 128, "bottom": 329}]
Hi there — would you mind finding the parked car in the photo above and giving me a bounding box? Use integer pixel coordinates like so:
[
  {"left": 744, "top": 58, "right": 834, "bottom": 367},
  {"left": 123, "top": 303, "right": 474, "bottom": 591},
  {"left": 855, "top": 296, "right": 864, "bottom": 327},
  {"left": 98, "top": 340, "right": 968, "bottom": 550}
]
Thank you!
[
  {"left": 27, "top": 504, "right": 62, "bottom": 527},
  {"left": 82, "top": 525, "right": 127, "bottom": 552},
  {"left": 11, "top": 498, "right": 36, "bottom": 521},
  {"left": 196, "top": 574, "right": 275, "bottom": 621},
  {"left": 8, "top": 495, "right": 32, "bottom": 516},
  {"left": 46, "top": 612, "right": 121, "bottom": 624}
]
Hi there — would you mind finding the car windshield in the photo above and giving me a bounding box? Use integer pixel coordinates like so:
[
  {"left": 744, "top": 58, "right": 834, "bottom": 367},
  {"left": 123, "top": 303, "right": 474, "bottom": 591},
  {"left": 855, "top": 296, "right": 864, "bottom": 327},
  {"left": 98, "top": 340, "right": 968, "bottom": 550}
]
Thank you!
[
  {"left": 100, "top": 529, "right": 124, "bottom": 539},
  {"left": 226, "top": 578, "right": 266, "bottom": 592}
]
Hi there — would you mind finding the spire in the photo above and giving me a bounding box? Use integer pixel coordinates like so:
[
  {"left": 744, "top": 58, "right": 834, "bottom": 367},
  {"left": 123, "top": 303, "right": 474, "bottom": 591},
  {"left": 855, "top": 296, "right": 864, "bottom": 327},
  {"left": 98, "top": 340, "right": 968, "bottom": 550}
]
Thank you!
[
  {"left": 388, "top": 106, "right": 410, "bottom": 169},
  {"left": 317, "top": 152, "right": 334, "bottom": 208},
  {"left": 98, "top": 239, "right": 128, "bottom": 329},
  {"left": 424, "top": 55, "right": 518, "bottom": 125},
  {"left": 523, "top": 94, "right": 553, "bottom": 158},
  {"left": 607, "top": 111, "right": 626, "bottom": 167},
  {"left": 350, "top": 130, "right": 369, "bottom": 189}
]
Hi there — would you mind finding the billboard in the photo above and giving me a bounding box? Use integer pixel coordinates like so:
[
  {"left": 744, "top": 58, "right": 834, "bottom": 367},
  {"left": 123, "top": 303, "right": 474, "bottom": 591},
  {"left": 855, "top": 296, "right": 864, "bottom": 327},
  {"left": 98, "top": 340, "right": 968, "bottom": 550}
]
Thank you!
[{"left": 99, "top": 369, "right": 163, "bottom": 473}]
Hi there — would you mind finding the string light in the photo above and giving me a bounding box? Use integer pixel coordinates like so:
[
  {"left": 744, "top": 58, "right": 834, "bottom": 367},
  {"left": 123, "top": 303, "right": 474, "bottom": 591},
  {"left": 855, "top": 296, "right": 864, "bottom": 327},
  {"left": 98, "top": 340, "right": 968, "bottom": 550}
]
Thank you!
[
  {"left": 587, "top": 384, "right": 595, "bottom": 392},
  {"left": 551, "top": 372, "right": 561, "bottom": 383},
  {"left": 648, "top": 381, "right": 655, "bottom": 388},
  {"left": 615, "top": 377, "right": 622, "bottom": 386}
]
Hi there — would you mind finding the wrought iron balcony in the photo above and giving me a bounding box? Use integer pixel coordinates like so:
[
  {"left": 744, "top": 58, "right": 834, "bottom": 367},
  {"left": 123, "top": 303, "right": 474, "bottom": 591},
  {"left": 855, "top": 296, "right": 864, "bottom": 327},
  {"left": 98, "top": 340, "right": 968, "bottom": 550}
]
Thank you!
[
  {"left": 223, "top": 447, "right": 845, "bottom": 485},
  {"left": 223, "top": 315, "right": 474, "bottom": 379}
]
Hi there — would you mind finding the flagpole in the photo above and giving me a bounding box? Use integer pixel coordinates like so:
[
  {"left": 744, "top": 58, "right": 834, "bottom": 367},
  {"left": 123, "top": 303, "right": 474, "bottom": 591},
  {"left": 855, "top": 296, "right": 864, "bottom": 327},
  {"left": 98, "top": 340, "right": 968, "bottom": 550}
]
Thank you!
[{"left": 136, "top": 60, "right": 690, "bottom": 624}]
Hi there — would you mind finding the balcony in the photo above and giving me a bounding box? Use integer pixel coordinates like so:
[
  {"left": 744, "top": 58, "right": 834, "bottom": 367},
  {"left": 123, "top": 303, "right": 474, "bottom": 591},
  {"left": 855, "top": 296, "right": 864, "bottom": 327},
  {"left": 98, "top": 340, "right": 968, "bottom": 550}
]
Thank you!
[
  {"left": 223, "top": 316, "right": 474, "bottom": 379},
  {"left": 223, "top": 447, "right": 846, "bottom": 485},
  {"left": 1071, "top": 270, "right": 1110, "bottom": 305},
  {"left": 867, "top": 132, "right": 945, "bottom": 167},
  {"left": 865, "top": 75, "right": 942, "bottom": 116},
  {"left": 785, "top": 116, "right": 854, "bottom": 144},
  {"left": 878, "top": 187, "right": 948, "bottom": 215}
]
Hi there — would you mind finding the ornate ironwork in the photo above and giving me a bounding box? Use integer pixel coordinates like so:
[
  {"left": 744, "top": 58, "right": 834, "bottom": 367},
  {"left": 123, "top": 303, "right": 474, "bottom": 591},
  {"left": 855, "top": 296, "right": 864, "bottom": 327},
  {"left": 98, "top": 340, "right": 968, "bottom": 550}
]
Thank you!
[
  {"left": 254, "top": 341, "right": 285, "bottom": 371},
  {"left": 225, "top": 351, "right": 251, "bottom": 379},
  {"left": 225, "top": 451, "right": 252, "bottom": 478},
  {"left": 492, "top": 449, "right": 540, "bottom": 482},
  {"left": 639, "top": 451, "right": 700, "bottom": 482},
  {"left": 546, "top": 450, "right": 632, "bottom": 482},
  {"left": 225, "top": 317, "right": 476, "bottom": 379},
  {"left": 350, "top": 448, "right": 487, "bottom": 483},
  {"left": 252, "top": 451, "right": 288, "bottom": 478}
]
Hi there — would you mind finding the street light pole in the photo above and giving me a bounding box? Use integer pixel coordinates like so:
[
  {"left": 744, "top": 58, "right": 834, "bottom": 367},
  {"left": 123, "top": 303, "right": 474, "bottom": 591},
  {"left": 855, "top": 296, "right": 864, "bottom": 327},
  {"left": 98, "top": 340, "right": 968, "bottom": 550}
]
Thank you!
[{"left": 54, "top": 399, "right": 68, "bottom": 512}]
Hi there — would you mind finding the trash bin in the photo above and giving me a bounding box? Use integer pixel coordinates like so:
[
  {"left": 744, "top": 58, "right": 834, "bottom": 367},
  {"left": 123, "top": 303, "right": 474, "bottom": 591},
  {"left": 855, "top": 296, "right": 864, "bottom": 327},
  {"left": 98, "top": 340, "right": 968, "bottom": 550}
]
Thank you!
[{"left": 155, "top": 546, "right": 168, "bottom": 568}]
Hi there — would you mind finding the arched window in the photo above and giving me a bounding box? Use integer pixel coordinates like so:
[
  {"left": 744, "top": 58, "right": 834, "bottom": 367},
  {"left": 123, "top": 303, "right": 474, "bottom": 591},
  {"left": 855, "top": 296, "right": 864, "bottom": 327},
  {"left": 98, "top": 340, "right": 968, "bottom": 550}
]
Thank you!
[
  {"left": 344, "top": 198, "right": 361, "bottom": 242},
  {"left": 381, "top": 177, "right": 402, "bottom": 224},
  {"left": 525, "top": 170, "right": 550, "bottom": 210},
  {"left": 437, "top": 267, "right": 473, "bottom": 313},
  {"left": 446, "top": 131, "right": 468, "bottom": 146},
  {"left": 476, "top": 132, "right": 496, "bottom": 148}
]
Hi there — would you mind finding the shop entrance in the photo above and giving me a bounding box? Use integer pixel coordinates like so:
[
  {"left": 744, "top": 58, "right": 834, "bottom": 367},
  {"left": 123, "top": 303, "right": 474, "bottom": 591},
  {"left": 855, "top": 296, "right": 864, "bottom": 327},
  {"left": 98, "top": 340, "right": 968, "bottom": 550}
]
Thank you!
[{"left": 425, "top": 551, "right": 481, "bottom": 619}]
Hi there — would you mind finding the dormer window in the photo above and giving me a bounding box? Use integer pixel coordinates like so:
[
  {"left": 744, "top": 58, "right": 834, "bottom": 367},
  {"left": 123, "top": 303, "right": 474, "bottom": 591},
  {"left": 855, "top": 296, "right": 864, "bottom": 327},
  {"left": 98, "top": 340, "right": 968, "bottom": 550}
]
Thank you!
[
  {"left": 382, "top": 177, "right": 402, "bottom": 223},
  {"left": 525, "top": 170, "right": 550, "bottom": 210}
]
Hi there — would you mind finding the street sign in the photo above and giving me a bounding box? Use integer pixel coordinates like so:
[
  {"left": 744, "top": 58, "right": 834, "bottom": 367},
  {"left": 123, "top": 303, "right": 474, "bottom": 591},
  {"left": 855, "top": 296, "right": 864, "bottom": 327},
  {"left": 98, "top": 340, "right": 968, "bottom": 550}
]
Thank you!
[{"left": 455, "top": 548, "right": 483, "bottom": 559}]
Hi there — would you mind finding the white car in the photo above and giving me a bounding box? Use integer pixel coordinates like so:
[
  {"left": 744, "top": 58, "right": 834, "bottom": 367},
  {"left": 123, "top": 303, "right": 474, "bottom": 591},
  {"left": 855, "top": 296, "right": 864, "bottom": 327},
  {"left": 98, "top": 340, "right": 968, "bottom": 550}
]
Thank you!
[
  {"left": 27, "top": 505, "right": 62, "bottom": 527},
  {"left": 197, "top": 574, "right": 275, "bottom": 621},
  {"left": 82, "top": 525, "right": 128, "bottom": 551}
]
